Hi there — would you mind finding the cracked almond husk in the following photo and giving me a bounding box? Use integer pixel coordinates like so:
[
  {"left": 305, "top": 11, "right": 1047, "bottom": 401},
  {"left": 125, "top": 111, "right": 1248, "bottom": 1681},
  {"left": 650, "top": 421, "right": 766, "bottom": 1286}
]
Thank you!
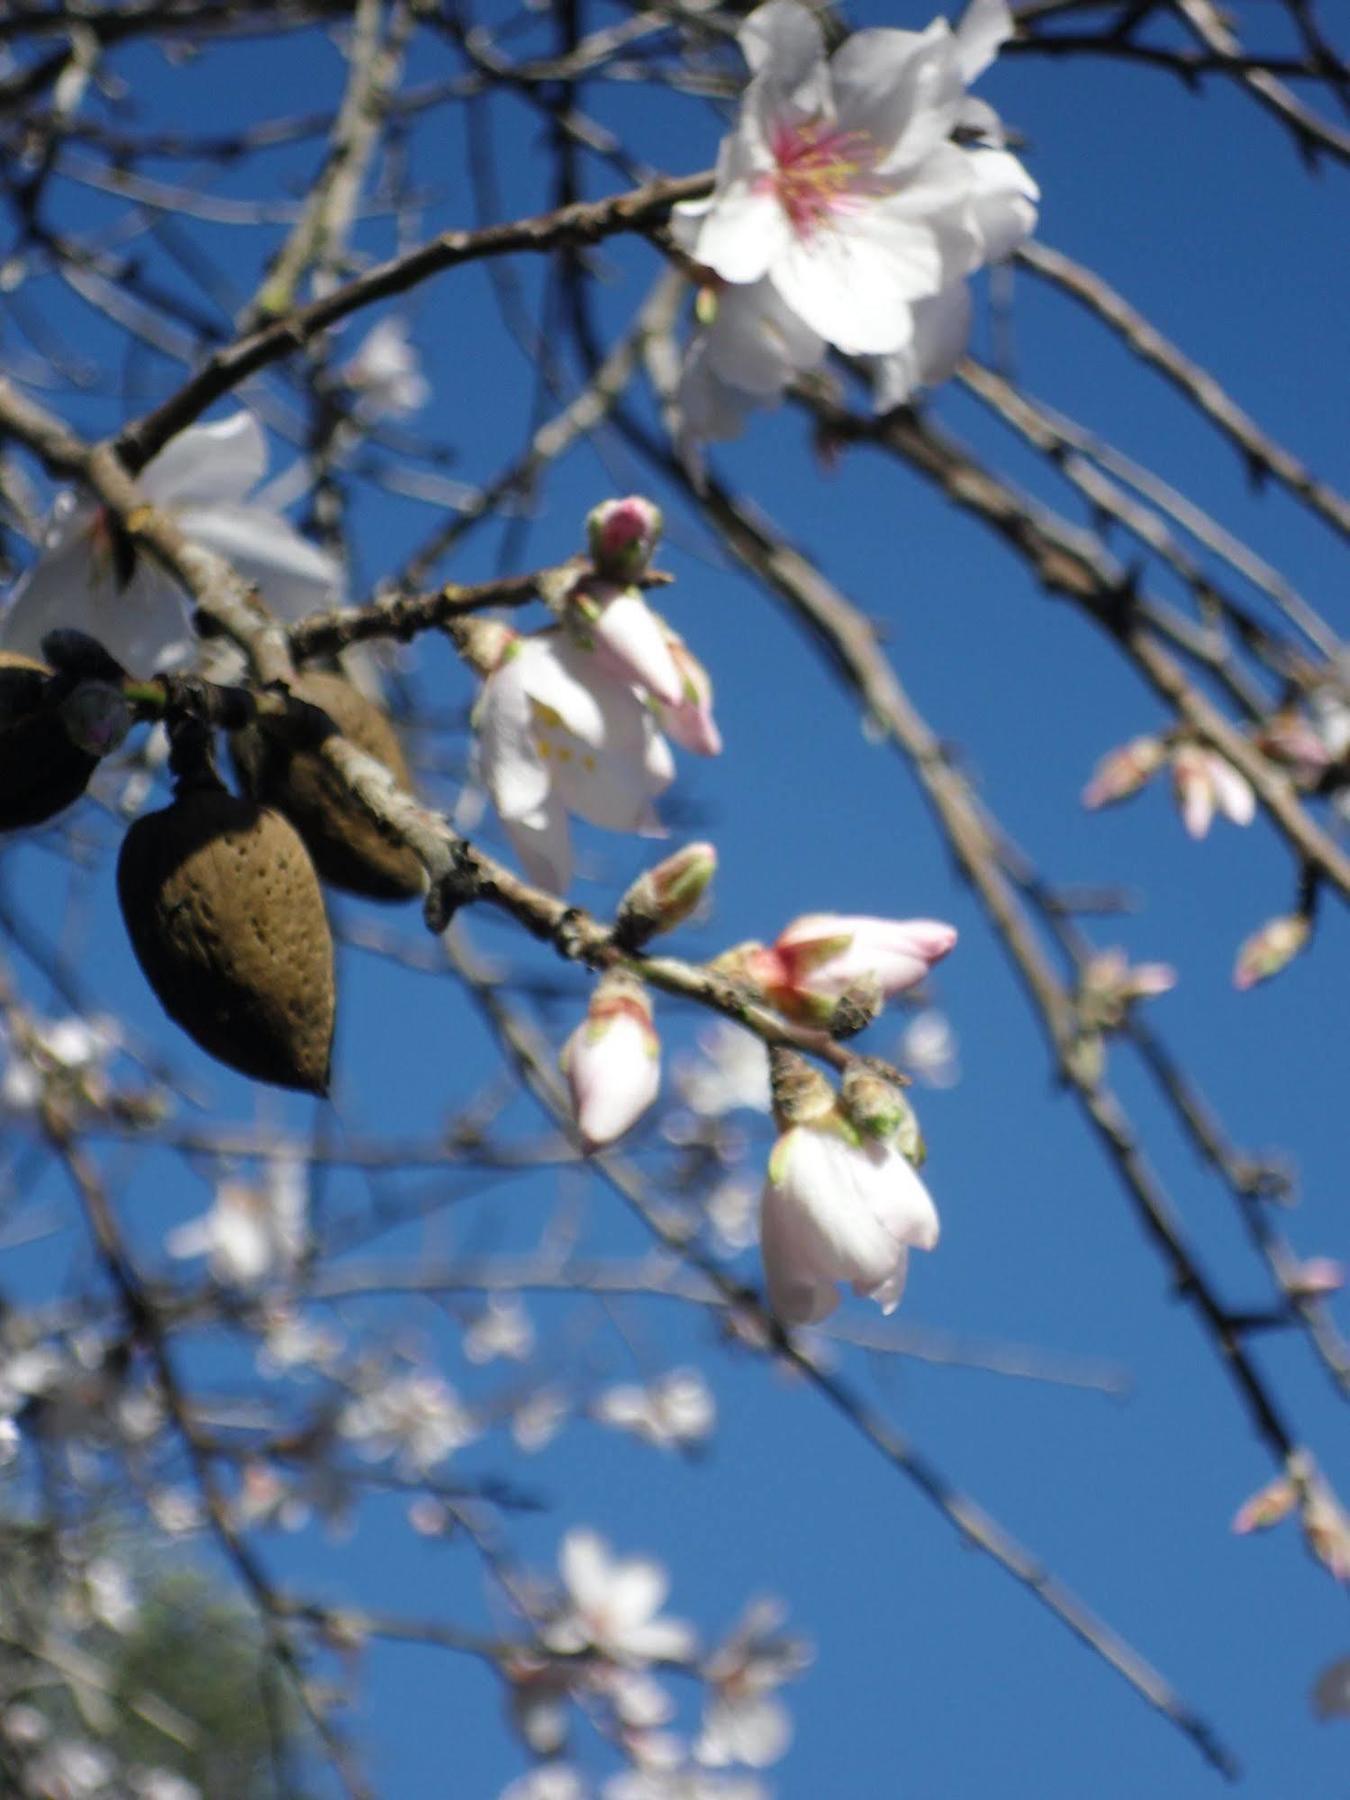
[
  {"left": 231, "top": 671, "right": 423, "bottom": 901},
  {"left": 118, "top": 786, "right": 336, "bottom": 1093},
  {"left": 0, "top": 651, "right": 99, "bottom": 830}
]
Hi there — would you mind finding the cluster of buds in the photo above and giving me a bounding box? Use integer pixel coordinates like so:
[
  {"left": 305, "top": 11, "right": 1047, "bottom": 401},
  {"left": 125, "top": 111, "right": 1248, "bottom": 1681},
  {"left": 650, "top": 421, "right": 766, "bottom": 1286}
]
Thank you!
[
  {"left": 1083, "top": 733, "right": 1255, "bottom": 840},
  {"left": 1232, "top": 1450, "right": 1350, "bottom": 1584},
  {"left": 758, "top": 1049, "right": 938, "bottom": 1325}
]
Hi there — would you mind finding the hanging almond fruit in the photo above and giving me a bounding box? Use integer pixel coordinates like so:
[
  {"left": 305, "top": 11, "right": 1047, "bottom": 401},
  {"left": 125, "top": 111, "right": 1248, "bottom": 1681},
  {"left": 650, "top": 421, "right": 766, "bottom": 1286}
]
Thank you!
[
  {"left": 230, "top": 671, "right": 423, "bottom": 902},
  {"left": 118, "top": 761, "right": 336, "bottom": 1093},
  {"left": 0, "top": 651, "right": 101, "bottom": 830}
]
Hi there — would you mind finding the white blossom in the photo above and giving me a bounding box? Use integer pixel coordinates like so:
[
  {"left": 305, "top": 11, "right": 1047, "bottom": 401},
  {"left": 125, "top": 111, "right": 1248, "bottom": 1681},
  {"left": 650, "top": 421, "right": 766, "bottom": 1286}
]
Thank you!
[
  {"left": 544, "top": 1530, "right": 697, "bottom": 1665},
  {"left": 339, "top": 1368, "right": 476, "bottom": 1473},
  {"left": 760, "top": 1119, "right": 940, "bottom": 1323},
  {"left": 0, "top": 413, "right": 341, "bottom": 675},
  {"left": 165, "top": 1156, "right": 307, "bottom": 1288},
  {"left": 472, "top": 629, "right": 675, "bottom": 894},
  {"left": 593, "top": 1369, "right": 716, "bottom": 1452},
  {"left": 340, "top": 315, "right": 430, "bottom": 418},
  {"left": 464, "top": 1295, "right": 535, "bottom": 1365}
]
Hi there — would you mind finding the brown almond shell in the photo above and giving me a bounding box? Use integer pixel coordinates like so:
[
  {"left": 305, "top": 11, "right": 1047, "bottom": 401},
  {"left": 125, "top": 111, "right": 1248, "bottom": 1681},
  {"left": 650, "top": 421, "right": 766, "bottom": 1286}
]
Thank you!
[
  {"left": 0, "top": 651, "right": 99, "bottom": 830},
  {"left": 230, "top": 671, "right": 423, "bottom": 902},
  {"left": 118, "top": 788, "right": 336, "bottom": 1094}
]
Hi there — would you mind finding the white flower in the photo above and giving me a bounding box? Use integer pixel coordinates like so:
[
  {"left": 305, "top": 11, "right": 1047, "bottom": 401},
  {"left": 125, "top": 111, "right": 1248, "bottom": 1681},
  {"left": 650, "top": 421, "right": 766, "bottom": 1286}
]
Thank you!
[
  {"left": 593, "top": 1369, "right": 716, "bottom": 1452},
  {"left": 165, "top": 1156, "right": 307, "bottom": 1288},
  {"left": 674, "top": 273, "right": 825, "bottom": 446},
  {"left": 339, "top": 1369, "right": 475, "bottom": 1473},
  {"left": 682, "top": 1, "right": 979, "bottom": 356},
  {"left": 676, "top": 1023, "right": 772, "bottom": 1119},
  {"left": 464, "top": 1295, "right": 535, "bottom": 1364},
  {"left": 472, "top": 629, "right": 675, "bottom": 894},
  {"left": 512, "top": 1384, "right": 571, "bottom": 1454},
  {"left": 899, "top": 1008, "right": 960, "bottom": 1088},
  {"left": 760, "top": 1119, "right": 940, "bottom": 1323},
  {"left": 696, "top": 1600, "right": 809, "bottom": 1771},
  {"left": 571, "top": 581, "right": 684, "bottom": 708},
  {"left": 545, "top": 1530, "right": 697, "bottom": 1664},
  {"left": 500, "top": 1767, "right": 588, "bottom": 1800},
  {"left": 340, "top": 315, "right": 430, "bottom": 418},
  {"left": 1, "top": 413, "right": 342, "bottom": 675}
]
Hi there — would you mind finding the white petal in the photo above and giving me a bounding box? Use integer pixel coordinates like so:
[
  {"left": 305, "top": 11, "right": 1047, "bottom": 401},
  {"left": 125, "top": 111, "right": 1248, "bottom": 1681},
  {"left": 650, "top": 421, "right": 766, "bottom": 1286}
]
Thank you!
[
  {"left": 476, "top": 658, "right": 554, "bottom": 824},
  {"left": 705, "top": 280, "right": 825, "bottom": 398},
  {"left": 176, "top": 503, "right": 341, "bottom": 621},
  {"left": 559, "top": 1528, "right": 613, "bottom": 1613},
  {"left": 830, "top": 21, "right": 965, "bottom": 176},
  {"left": 1207, "top": 753, "right": 1256, "bottom": 825},
  {"left": 955, "top": 0, "right": 1014, "bottom": 85},
  {"left": 771, "top": 200, "right": 959, "bottom": 353},
  {"left": 678, "top": 336, "right": 758, "bottom": 446},
  {"left": 738, "top": 0, "right": 826, "bottom": 84},
  {"left": 969, "top": 147, "right": 1040, "bottom": 262},
  {"left": 142, "top": 412, "right": 267, "bottom": 507},
  {"left": 585, "top": 588, "right": 684, "bottom": 705},
  {"left": 504, "top": 801, "right": 573, "bottom": 894},
  {"left": 760, "top": 1170, "right": 839, "bottom": 1324},
  {"left": 860, "top": 1140, "right": 941, "bottom": 1252},
  {"left": 695, "top": 183, "right": 790, "bottom": 287}
]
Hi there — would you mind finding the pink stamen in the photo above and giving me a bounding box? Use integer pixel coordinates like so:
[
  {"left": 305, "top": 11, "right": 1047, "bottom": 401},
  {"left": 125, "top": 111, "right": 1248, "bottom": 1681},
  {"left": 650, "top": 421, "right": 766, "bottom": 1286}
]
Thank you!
[{"left": 760, "top": 117, "right": 879, "bottom": 239}]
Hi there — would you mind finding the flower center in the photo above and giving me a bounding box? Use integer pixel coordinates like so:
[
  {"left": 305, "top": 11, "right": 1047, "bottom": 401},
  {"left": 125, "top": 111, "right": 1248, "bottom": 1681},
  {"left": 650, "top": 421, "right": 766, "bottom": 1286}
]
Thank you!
[{"left": 764, "top": 117, "right": 879, "bottom": 239}]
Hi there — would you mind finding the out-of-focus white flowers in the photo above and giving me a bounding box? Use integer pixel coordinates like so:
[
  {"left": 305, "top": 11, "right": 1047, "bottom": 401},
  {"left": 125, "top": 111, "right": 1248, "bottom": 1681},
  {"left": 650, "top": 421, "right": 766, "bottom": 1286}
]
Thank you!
[
  {"left": 339, "top": 1367, "right": 476, "bottom": 1473},
  {"left": 675, "top": 0, "right": 1038, "bottom": 440},
  {"left": 899, "top": 1008, "right": 960, "bottom": 1087},
  {"left": 544, "top": 1530, "right": 697, "bottom": 1665},
  {"left": 593, "top": 1368, "right": 716, "bottom": 1453},
  {"left": 0, "top": 413, "right": 342, "bottom": 675},
  {"left": 696, "top": 1599, "right": 811, "bottom": 1772},
  {"left": 464, "top": 1294, "right": 536, "bottom": 1364},
  {"left": 1, "top": 1013, "right": 121, "bottom": 1116},
  {"left": 165, "top": 1155, "right": 307, "bottom": 1288},
  {"left": 676, "top": 1024, "right": 772, "bottom": 1119},
  {"left": 340, "top": 315, "right": 430, "bottom": 419}
]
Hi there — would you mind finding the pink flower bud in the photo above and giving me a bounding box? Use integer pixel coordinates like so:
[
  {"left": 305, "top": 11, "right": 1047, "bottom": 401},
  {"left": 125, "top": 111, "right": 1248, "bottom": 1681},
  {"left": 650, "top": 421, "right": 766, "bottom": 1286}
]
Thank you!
[
  {"left": 1233, "top": 914, "right": 1310, "bottom": 990},
  {"left": 759, "top": 914, "right": 957, "bottom": 1022},
  {"left": 1232, "top": 1474, "right": 1298, "bottom": 1535},
  {"left": 586, "top": 496, "right": 663, "bottom": 582},
  {"left": 561, "top": 972, "right": 660, "bottom": 1150},
  {"left": 1082, "top": 736, "right": 1165, "bottom": 809},
  {"left": 1172, "top": 743, "right": 1255, "bottom": 840},
  {"left": 615, "top": 842, "right": 717, "bottom": 947}
]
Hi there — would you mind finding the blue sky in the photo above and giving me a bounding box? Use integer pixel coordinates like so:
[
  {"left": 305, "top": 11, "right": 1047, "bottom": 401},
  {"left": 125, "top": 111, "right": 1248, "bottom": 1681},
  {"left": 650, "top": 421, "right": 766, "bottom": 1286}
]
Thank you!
[{"left": 2, "top": 3, "right": 1348, "bottom": 1796}]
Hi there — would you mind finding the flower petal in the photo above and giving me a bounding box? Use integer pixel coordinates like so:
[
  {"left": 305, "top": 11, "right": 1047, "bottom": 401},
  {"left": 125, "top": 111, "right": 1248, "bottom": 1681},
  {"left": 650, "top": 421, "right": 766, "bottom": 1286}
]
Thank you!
[
  {"left": 738, "top": 0, "right": 827, "bottom": 86},
  {"left": 829, "top": 20, "right": 966, "bottom": 177},
  {"left": 954, "top": 0, "right": 1014, "bottom": 86},
  {"left": 176, "top": 502, "right": 342, "bottom": 621},
  {"left": 142, "top": 412, "right": 267, "bottom": 508}
]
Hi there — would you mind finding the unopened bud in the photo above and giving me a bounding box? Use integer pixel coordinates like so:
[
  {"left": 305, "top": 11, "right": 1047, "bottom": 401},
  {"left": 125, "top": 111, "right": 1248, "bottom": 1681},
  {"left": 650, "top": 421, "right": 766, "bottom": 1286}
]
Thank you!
[
  {"left": 560, "top": 970, "right": 660, "bottom": 1151},
  {"left": 1232, "top": 1473, "right": 1298, "bottom": 1535},
  {"left": 60, "top": 682, "right": 132, "bottom": 758},
  {"left": 768, "top": 1047, "right": 834, "bottom": 1130},
  {"left": 586, "top": 496, "right": 663, "bottom": 582},
  {"left": 841, "top": 1065, "right": 924, "bottom": 1163},
  {"left": 829, "top": 974, "right": 884, "bottom": 1040},
  {"left": 1082, "top": 736, "right": 1166, "bottom": 810},
  {"left": 1285, "top": 1257, "right": 1345, "bottom": 1302},
  {"left": 614, "top": 842, "right": 717, "bottom": 948},
  {"left": 1233, "top": 914, "right": 1310, "bottom": 990},
  {"left": 447, "top": 617, "right": 516, "bottom": 677}
]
